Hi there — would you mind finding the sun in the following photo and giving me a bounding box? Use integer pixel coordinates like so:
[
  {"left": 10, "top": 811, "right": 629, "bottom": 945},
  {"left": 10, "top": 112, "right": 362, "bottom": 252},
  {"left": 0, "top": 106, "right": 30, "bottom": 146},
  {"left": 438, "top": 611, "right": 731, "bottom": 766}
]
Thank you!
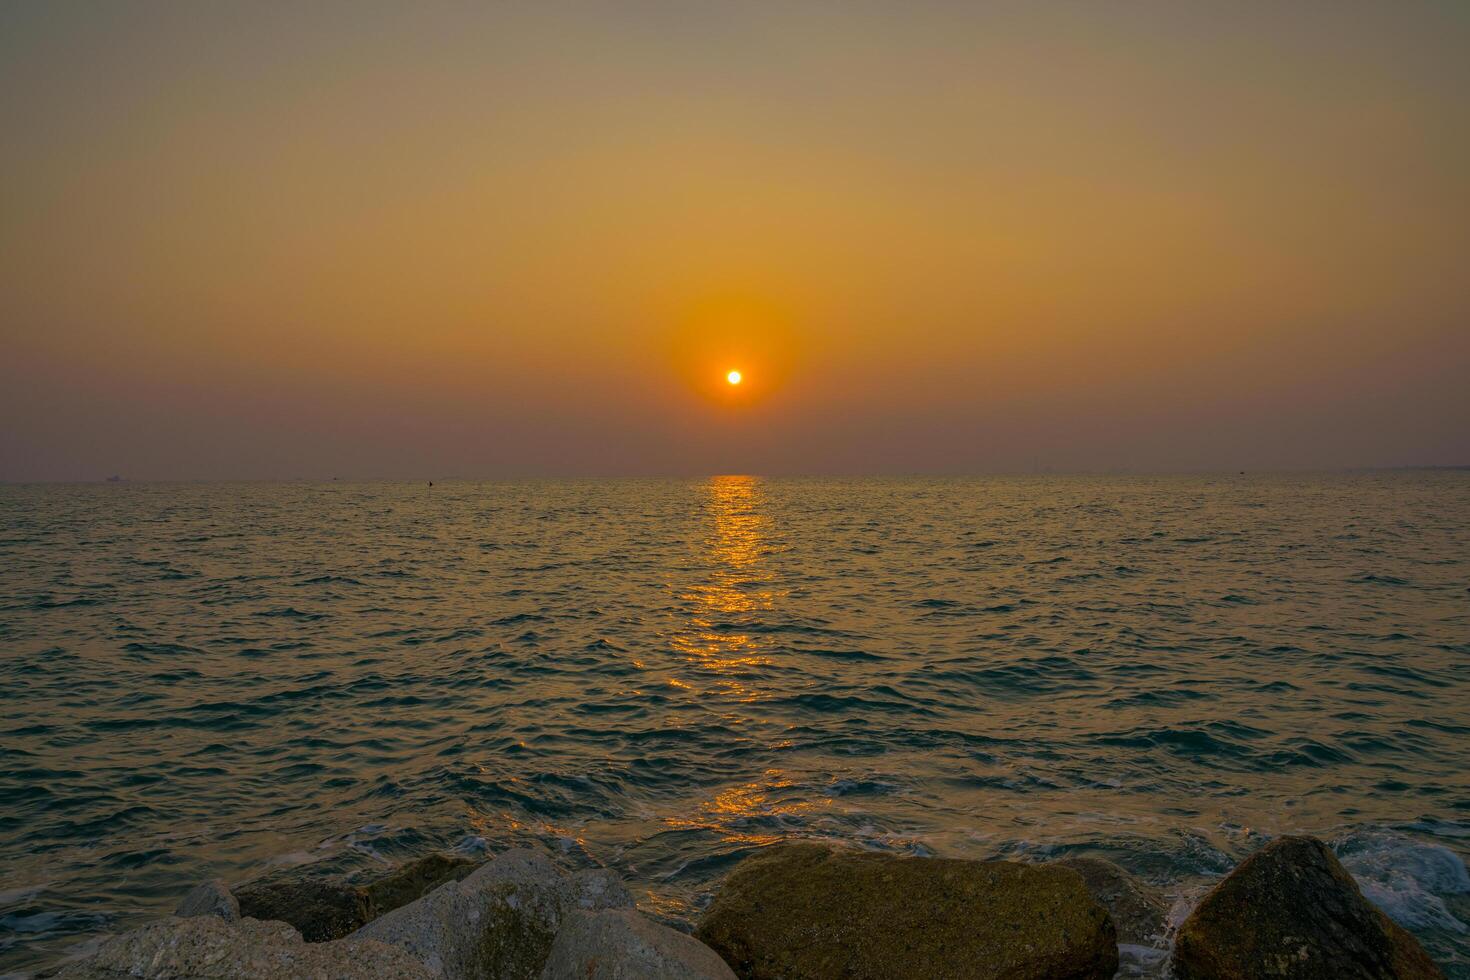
[{"left": 726, "top": 370, "right": 743, "bottom": 386}]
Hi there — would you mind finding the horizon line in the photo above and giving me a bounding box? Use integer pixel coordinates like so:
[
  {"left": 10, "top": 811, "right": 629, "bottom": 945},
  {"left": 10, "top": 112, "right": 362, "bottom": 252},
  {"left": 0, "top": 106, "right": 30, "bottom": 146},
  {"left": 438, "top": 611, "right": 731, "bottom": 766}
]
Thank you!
[{"left": 4, "top": 464, "right": 1468, "bottom": 486}]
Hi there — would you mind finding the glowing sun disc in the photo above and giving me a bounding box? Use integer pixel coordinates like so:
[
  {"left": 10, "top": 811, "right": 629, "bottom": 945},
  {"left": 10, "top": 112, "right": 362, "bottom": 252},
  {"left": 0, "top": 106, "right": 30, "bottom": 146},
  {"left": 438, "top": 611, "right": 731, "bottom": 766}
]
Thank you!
[{"left": 726, "top": 370, "right": 743, "bottom": 385}]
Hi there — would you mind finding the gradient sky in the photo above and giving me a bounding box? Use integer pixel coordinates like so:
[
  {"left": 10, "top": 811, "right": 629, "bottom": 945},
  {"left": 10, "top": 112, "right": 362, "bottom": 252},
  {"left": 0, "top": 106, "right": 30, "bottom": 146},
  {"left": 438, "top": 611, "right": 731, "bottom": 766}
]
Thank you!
[{"left": 3, "top": 2, "right": 1467, "bottom": 479}]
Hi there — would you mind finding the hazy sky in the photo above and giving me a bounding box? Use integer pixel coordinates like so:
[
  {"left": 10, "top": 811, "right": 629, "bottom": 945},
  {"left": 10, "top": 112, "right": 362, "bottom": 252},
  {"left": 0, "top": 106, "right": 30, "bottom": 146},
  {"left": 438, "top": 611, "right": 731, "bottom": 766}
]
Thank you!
[{"left": 3, "top": 2, "right": 1467, "bottom": 479}]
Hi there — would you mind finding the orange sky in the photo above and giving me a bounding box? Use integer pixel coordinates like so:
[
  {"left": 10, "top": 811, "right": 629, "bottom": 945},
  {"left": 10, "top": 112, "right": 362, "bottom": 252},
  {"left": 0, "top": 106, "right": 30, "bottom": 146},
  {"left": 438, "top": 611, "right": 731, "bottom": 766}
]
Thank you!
[{"left": 2, "top": 3, "right": 1467, "bottom": 478}]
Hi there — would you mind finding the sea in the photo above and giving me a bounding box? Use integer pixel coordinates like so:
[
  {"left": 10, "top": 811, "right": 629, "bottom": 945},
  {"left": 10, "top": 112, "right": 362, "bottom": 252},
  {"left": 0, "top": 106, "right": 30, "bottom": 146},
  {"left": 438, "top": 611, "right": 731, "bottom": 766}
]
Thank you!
[{"left": 1, "top": 474, "right": 1467, "bottom": 977}]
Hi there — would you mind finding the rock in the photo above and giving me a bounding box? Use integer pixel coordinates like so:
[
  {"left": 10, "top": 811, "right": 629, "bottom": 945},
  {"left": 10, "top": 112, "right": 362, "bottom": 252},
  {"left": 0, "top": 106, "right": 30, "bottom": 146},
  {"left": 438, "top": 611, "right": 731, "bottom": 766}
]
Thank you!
[
  {"left": 174, "top": 879, "right": 240, "bottom": 923},
  {"left": 54, "top": 914, "right": 432, "bottom": 979},
  {"left": 695, "top": 842, "right": 1118, "bottom": 980},
  {"left": 1052, "top": 856, "right": 1167, "bottom": 946},
  {"left": 351, "top": 847, "right": 632, "bottom": 979},
  {"left": 1172, "top": 835, "right": 1445, "bottom": 979},
  {"left": 363, "top": 852, "right": 480, "bottom": 919},
  {"left": 231, "top": 852, "right": 481, "bottom": 942},
  {"left": 539, "top": 909, "right": 737, "bottom": 980},
  {"left": 234, "top": 874, "right": 371, "bottom": 942}
]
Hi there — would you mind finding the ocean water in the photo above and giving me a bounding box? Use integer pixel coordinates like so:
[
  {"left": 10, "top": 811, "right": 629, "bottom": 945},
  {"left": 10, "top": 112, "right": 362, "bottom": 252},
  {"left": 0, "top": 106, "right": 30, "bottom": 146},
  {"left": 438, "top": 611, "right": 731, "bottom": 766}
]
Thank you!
[{"left": 1, "top": 474, "right": 1468, "bottom": 977}]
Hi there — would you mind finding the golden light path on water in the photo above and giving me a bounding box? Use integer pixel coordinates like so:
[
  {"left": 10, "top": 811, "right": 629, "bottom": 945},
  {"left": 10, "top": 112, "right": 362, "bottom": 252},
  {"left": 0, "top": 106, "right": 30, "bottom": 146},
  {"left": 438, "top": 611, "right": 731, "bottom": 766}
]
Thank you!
[
  {"left": 672, "top": 476, "right": 778, "bottom": 683},
  {"left": 664, "top": 476, "right": 827, "bottom": 850}
]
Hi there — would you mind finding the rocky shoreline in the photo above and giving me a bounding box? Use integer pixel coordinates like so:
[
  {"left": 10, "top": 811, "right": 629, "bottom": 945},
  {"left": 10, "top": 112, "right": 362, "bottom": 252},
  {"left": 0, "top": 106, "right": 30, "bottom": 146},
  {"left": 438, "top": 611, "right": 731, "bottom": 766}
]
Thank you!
[{"left": 46, "top": 835, "right": 1446, "bottom": 979}]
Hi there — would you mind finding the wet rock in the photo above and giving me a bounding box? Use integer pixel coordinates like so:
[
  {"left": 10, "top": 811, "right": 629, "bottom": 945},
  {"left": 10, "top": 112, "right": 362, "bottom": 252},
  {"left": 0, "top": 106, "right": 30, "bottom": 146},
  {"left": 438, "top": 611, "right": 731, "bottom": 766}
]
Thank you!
[
  {"left": 539, "top": 909, "right": 737, "bottom": 980},
  {"left": 174, "top": 879, "right": 240, "bottom": 923},
  {"left": 695, "top": 842, "right": 1118, "bottom": 980},
  {"left": 351, "top": 847, "right": 632, "bottom": 979},
  {"left": 234, "top": 873, "right": 371, "bottom": 942},
  {"left": 363, "top": 852, "right": 481, "bottom": 918},
  {"left": 1052, "top": 856, "right": 1167, "bottom": 946},
  {"left": 231, "top": 852, "right": 481, "bottom": 942},
  {"left": 1172, "top": 835, "right": 1444, "bottom": 979},
  {"left": 54, "top": 914, "right": 432, "bottom": 979}
]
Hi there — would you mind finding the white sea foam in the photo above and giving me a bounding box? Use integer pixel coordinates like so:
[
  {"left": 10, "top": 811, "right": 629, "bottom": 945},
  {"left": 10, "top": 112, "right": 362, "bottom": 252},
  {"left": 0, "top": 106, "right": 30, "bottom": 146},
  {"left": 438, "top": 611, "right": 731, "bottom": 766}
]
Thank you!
[
  {"left": 1165, "top": 883, "right": 1211, "bottom": 932},
  {"left": 1115, "top": 942, "right": 1169, "bottom": 977},
  {"left": 1337, "top": 833, "right": 1470, "bottom": 934},
  {"left": 262, "top": 849, "right": 319, "bottom": 869}
]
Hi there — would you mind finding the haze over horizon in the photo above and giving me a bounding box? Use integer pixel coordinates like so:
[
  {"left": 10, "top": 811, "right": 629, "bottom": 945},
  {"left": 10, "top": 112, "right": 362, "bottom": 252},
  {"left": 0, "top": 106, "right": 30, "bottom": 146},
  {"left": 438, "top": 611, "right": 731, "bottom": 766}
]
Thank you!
[{"left": 3, "top": 2, "right": 1468, "bottom": 481}]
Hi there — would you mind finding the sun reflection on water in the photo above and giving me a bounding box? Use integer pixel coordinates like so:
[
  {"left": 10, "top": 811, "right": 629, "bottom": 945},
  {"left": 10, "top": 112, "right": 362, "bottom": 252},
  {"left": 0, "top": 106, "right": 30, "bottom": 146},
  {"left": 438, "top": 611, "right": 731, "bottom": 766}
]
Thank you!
[
  {"left": 659, "top": 769, "right": 829, "bottom": 847},
  {"left": 669, "top": 476, "right": 785, "bottom": 693},
  {"left": 659, "top": 478, "right": 829, "bottom": 844}
]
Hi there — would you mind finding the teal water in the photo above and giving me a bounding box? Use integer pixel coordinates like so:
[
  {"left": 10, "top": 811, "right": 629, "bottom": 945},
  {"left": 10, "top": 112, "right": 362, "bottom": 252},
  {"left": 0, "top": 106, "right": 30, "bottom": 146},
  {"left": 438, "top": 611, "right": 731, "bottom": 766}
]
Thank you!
[{"left": 2, "top": 474, "right": 1468, "bottom": 976}]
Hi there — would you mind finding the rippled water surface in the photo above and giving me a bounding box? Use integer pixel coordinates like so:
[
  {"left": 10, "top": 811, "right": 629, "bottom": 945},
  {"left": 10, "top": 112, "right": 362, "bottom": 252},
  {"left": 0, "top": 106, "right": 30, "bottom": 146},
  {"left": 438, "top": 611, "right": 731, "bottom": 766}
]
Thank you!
[{"left": 2, "top": 475, "right": 1469, "bottom": 976}]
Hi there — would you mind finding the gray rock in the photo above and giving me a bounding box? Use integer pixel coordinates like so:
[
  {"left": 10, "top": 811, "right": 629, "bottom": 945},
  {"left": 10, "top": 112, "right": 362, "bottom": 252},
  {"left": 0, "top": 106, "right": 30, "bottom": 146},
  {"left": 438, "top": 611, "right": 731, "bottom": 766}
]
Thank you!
[
  {"left": 540, "top": 909, "right": 737, "bottom": 980},
  {"left": 1172, "top": 835, "right": 1444, "bottom": 979},
  {"left": 54, "top": 914, "right": 432, "bottom": 979},
  {"left": 351, "top": 848, "right": 632, "bottom": 979},
  {"left": 1052, "top": 856, "right": 1167, "bottom": 946},
  {"left": 174, "top": 879, "right": 240, "bottom": 923}
]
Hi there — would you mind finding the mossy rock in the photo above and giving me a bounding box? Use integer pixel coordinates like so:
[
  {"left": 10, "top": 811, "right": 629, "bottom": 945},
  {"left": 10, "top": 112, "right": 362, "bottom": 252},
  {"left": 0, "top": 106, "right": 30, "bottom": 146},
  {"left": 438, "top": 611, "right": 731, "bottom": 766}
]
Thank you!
[
  {"left": 363, "top": 852, "right": 480, "bottom": 919},
  {"left": 695, "top": 843, "right": 1118, "bottom": 980},
  {"left": 1172, "top": 835, "right": 1444, "bottom": 979},
  {"left": 474, "top": 883, "right": 560, "bottom": 980}
]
